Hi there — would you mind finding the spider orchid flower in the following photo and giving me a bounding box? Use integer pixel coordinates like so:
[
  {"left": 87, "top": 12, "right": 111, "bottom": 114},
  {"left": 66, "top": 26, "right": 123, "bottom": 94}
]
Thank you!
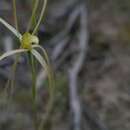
[
  {"left": 0, "top": 0, "right": 55, "bottom": 129},
  {"left": 0, "top": 0, "right": 54, "bottom": 101}
]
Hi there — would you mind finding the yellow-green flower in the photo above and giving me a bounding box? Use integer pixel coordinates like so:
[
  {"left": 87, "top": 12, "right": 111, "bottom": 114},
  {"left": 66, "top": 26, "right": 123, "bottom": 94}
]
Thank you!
[
  {"left": 21, "top": 32, "right": 39, "bottom": 49},
  {"left": 0, "top": 0, "right": 54, "bottom": 129}
]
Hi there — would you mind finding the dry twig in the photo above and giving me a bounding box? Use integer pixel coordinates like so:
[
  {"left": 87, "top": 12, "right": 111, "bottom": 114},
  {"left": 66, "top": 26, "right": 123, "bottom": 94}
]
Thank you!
[{"left": 68, "top": 4, "right": 89, "bottom": 130}]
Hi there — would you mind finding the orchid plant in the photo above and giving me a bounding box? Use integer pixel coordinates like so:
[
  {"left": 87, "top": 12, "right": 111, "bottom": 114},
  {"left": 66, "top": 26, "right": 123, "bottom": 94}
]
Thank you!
[{"left": 0, "top": 0, "right": 54, "bottom": 129}]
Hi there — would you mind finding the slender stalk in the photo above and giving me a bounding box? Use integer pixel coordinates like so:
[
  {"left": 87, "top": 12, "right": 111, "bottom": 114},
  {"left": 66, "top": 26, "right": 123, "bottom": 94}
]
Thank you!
[
  {"left": 30, "top": 53, "right": 37, "bottom": 102},
  {"left": 27, "top": 0, "right": 40, "bottom": 32},
  {"left": 28, "top": 52, "right": 38, "bottom": 129},
  {"left": 13, "top": 0, "right": 19, "bottom": 31},
  {"left": 4, "top": 0, "right": 19, "bottom": 98},
  {"left": 31, "top": 49, "right": 55, "bottom": 130},
  {"left": 38, "top": 74, "right": 54, "bottom": 130},
  {"left": 32, "top": 0, "right": 47, "bottom": 34}
]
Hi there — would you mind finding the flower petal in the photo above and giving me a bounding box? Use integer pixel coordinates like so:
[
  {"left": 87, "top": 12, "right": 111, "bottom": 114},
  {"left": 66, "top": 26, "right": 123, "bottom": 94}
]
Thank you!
[
  {"left": 31, "top": 49, "right": 54, "bottom": 129},
  {"left": 32, "top": 44, "right": 49, "bottom": 64},
  {"left": 0, "top": 17, "right": 22, "bottom": 39},
  {"left": 0, "top": 49, "right": 27, "bottom": 61},
  {"left": 31, "top": 49, "right": 54, "bottom": 93}
]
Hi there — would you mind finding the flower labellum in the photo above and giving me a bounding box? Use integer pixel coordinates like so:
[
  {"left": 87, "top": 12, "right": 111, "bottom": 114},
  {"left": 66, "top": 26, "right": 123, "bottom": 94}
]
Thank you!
[{"left": 21, "top": 32, "right": 39, "bottom": 49}]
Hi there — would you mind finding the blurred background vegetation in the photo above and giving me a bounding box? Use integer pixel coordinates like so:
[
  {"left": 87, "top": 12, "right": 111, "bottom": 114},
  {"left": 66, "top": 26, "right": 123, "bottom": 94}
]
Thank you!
[{"left": 1, "top": 0, "right": 130, "bottom": 130}]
